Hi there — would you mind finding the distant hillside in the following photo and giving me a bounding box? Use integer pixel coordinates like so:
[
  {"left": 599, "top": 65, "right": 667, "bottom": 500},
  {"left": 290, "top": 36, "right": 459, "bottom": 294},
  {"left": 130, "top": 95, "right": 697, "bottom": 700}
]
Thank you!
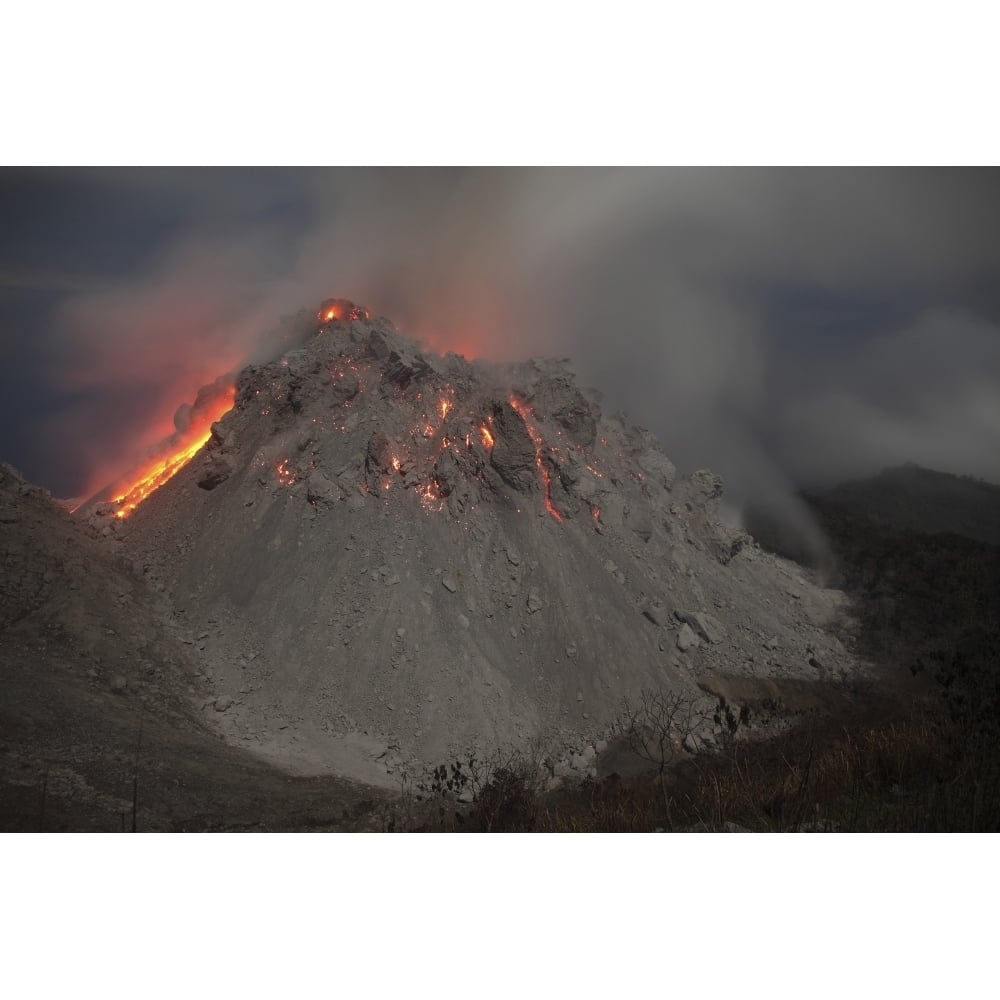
[{"left": 817, "top": 465, "right": 1000, "bottom": 547}]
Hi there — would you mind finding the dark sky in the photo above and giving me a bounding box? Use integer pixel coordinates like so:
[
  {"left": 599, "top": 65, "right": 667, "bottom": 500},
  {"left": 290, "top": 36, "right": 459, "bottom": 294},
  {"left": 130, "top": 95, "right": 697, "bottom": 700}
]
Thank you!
[{"left": 2, "top": 167, "right": 999, "bottom": 522}]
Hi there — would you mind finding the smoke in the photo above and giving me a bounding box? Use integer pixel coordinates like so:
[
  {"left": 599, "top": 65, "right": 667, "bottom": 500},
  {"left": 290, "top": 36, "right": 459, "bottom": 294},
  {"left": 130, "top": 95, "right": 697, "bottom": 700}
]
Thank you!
[
  {"left": 23, "top": 168, "right": 1000, "bottom": 528},
  {"left": 773, "top": 307, "right": 1000, "bottom": 487}
]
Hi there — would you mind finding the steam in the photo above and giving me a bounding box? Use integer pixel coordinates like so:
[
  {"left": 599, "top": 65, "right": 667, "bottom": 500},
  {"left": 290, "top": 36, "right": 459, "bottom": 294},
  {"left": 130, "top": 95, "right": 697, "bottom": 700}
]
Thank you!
[
  {"left": 31, "top": 168, "right": 1000, "bottom": 528},
  {"left": 773, "top": 307, "right": 1000, "bottom": 486}
]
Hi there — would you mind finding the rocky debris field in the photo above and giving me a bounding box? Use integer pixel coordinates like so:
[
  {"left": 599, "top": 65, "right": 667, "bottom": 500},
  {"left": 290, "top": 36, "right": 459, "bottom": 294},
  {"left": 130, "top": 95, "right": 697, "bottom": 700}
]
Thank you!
[
  {"left": 0, "top": 463, "right": 390, "bottom": 829},
  {"left": 111, "top": 309, "right": 863, "bottom": 785},
  {"left": 2, "top": 305, "right": 868, "bottom": 826}
]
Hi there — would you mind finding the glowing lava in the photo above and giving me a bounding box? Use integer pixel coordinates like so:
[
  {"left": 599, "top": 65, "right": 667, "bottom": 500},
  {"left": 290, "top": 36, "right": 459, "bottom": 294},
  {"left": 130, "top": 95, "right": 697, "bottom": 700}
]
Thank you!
[
  {"left": 509, "top": 396, "right": 563, "bottom": 523},
  {"left": 317, "top": 299, "right": 371, "bottom": 323},
  {"left": 110, "top": 386, "right": 236, "bottom": 519},
  {"left": 275, "top": 458, "right": 297, "bottom": 486},
  {"left": 416, "top": 481, "right": 445, "bottom": 512}
]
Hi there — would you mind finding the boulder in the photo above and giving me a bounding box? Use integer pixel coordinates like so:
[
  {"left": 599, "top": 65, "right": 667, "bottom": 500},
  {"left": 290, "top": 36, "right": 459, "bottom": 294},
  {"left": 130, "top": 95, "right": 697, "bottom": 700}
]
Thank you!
[
  {"left": 675, "top": 610, "right": 725, "bottom": 644},
  {"left": 365, "top": 432, "right": 393, "bottom": 489},
  {"left": 526, "top": 374, "right": 598, "bottom": 446},
  {"left": 569, "top": 469, "right": 603, "bottom": 504},
  {"left": 197, "top": 455, "right": 232, "bottom": 490},
  {"left": 635, "top": 448, "right": 677, "bottom": 489},
  {"left": 676, "top": 623, "right": 699, "bottom": 652},
  {"left": 688, "top": 469, "right": 723, "bottom": 502},
  {"left": 328, "top": 372, "right": 359, "bottom": 405},
  {"left": 365, "top": 329, "right": 392, "bottom": 360},
  {"left": 432, "top": 450, "right": 461, "bottom": 498},
  {"left": 642, "top": 604, "right": 670, "bottom": 627},
  {"left": 489, "top": 402, "right": 537, "bottom": 492},
  {"left": 383, "top": 350, "right": 432, "bottom": 390},
  {"left": 306, "top": 471, "right": 340, "bottom": 506}
]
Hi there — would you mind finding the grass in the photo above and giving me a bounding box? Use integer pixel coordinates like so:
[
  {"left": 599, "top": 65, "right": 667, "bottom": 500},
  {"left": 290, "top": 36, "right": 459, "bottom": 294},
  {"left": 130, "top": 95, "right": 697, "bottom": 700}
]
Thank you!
[{"left": 398, "top": 688, "right": 1000, "bottom": 833}]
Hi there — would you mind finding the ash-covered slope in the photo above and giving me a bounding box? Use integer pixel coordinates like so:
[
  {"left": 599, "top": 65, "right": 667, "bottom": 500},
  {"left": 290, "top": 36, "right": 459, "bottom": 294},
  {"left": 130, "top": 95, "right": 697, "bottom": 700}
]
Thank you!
[
  {"left": 0, "top": 463, "right": 390, "bottom": 830},
  {"left": 1, "top": 461, "right": 197, "bottom": 715},
  {"left": 112, "top": 306, "right": 858, "bottom": 782},
  {"left": 1, "top": 462, "right": 209, "bottom": 821}
]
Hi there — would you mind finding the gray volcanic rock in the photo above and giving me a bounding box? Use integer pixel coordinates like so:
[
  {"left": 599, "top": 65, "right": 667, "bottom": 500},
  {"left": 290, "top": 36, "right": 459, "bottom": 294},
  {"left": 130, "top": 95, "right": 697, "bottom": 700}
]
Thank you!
[
  {"left": 197, "top": 455, "right": 232, "bottom": 490},
  {"left": 384, "top": 349, "right": 432, "bottom": 390},
  {"left": 365, "top": 431, "right": 394, "bottom": 491},
  {"left": 676, "top": 623, "right": 699, "bottom": 652},
  {"left": 0, "top": 463, "right": 207, "bottom": 723},
  {"left": 63, "top": 307, "right": 866, "bottom": 781},
  {"left": 328, "top": 372, "right": 359, "bottom": 406},
  {"left": 489, "top": 401, "right": 537, "bottom": 492},
  {"left": 675, "top": 610, "right": 726, "bottom": 645},
  {"left": 526, "top": 369, "right": 598, "bottom": 446},
  {"left": 306, "top": 471, "right": 340, "bottom": 507}
]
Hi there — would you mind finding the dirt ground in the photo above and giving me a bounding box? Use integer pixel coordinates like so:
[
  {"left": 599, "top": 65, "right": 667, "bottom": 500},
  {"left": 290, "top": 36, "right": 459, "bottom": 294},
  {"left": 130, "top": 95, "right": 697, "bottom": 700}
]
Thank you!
[{"left": 0, "top": 643, "right": 392, "bottom": 832}]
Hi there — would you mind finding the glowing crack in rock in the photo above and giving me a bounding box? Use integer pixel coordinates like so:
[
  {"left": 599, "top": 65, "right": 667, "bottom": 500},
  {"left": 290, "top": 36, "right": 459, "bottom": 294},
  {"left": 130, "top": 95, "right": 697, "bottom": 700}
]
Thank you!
[{"left": 508, "top": 396, "right": 564, "bottom": 523}]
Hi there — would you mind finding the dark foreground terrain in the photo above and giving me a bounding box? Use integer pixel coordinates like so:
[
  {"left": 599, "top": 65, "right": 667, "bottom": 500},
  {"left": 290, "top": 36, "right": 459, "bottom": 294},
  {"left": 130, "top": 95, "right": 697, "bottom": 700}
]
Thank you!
[
  {"left": 6, "top": 465, "right": 1000, "bottom": 832},
  {"left": 0, "top": 460, "right": 391, "bottom": 831},
  {"left": 1, "top": 643, "right": 391, "bottom": 832},
  {"left": 390, "top": 471, "right": 1000, "bottom": 832}
]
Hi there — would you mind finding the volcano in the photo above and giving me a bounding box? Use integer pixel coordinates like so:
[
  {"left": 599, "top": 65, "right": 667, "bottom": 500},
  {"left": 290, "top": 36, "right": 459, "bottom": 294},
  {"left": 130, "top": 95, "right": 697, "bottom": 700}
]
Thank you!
[{"left": 1, "top": 301, "right": 861, "bottom": 825}]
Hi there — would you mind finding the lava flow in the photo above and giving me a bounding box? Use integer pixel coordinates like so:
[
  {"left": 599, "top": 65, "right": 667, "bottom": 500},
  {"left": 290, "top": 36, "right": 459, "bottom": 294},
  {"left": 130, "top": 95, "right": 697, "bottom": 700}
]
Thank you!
[
  {"left": 509, "top": 396, "right": 563, "bottom": 523},
  {"left": 110, "top": 386, "right": 236, "bottom": 518}
]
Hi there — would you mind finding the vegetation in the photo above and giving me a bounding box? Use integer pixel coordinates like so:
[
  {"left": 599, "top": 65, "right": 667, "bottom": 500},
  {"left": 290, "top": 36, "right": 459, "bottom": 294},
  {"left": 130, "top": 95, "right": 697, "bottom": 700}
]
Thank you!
[
  {"left": 538, "top": 703, "right": 1000, "bottom": 832},
  {"left": 387, "top": 495, "right": 1000, "bottom": 832},
  {"left": 386, "top": 747, "right": 545, "bottom": 832}
]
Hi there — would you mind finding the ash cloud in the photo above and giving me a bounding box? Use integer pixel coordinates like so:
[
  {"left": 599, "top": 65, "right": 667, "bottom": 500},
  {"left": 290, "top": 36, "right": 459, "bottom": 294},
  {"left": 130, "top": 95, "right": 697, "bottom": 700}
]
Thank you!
[
  {"left": 773, "top": 307, "right": 1000, "bottom": 487},
  {"left": 8, "top": 168, "right": 1000, "bottom": 526}
]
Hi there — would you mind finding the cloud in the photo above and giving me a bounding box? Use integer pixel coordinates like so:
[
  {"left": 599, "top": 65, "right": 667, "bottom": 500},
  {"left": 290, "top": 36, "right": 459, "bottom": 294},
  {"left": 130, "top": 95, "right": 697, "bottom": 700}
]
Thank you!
[
  {"left": 13, "top": 167, "right": 1000, "bottom": 521},
  {"left": 0, "top": 268, "right": 111, "bottom": 293},
  {"left": 773, "top": 307, "right": 1000, "bottom": 487}
]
